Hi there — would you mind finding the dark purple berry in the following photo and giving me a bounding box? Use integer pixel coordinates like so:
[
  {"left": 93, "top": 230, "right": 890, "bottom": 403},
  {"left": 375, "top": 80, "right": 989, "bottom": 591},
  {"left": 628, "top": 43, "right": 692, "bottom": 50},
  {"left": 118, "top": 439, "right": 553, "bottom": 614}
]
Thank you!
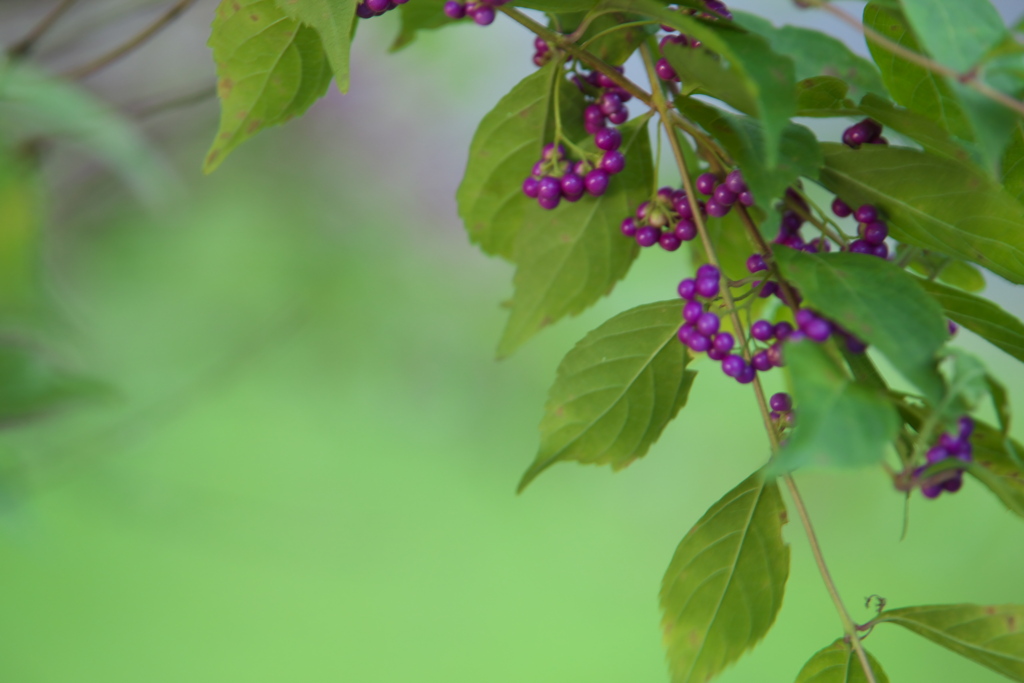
[
  {"left": 752, "top": 350, "right": 772, "bottom": 372},
  {"left": 660, "top": 232, "right": 682, "bottom": 251},
  {"left": 538, "top": 194, "right": 560, "bottom": 210},
  {"left": 725, "top": 170, "right": 746, "bottom": 194},
  {"left": 713, "top": 184, "right": 737, "bottom": 206},
  {"left": 795, "top": 309, "right": 816, "bottom": 329},
  {"left": 696, "top": 173, "right": 717, "bottom": 195},
  {"left": 584, "top": 169, "right": 609, "bottom": 196},
  {"left": 621, "top": 217, "right": 637, "bottom": 237},
  {"left": 560, "top": 173, "right": 583, "bottom": 197},
  {"left": 706, "top": 199, "right": 730, "bottom": 218},
  {"left": 845, "top": 333, "right": 868, "bottom": 353},
  {"left": 750, "top": 319, "right": 773, "bottom": 341},
  {"left": 636, "top": 201, "right": 650, "bottom": 219},
  {"left": 607, "top": 108, "right": 628, "bottom": 125},
  {"left": 655, "top": 58, "right": 678, "bottom": 81},
  {"left": 713, "top": 332, "right": 734, "bottom": 353},
  {"left": 922, "top": 482, "right": 942, "bottom": 499},
  {"left": 722, "top": 355, "right": 746, "bottom": 377},
  {"left": 688, "top": 333, "right": 711, "bottom": 352},
  {"left": 805, "top": 318, "right": 832, "bottom": 342},
  {"left": 696, "top": 264, "right": 720, "bottom": 281},
  {"left": 774, "top": 321, "right": 794, "bottom": 340},
  {"left": 442, "top": 0, "right": 465, "bottom": 16},
  {"left": 738, "top": 191, "right": 754, "bottom": 207},
  {"left": 636, "top": 226, "right": 660, "bottom": 247},
  {"left": 926, "top": 445, "right": 949, "bottom": 464},
  {"left": 675, "top": 219, "right": 697, "bottom": 242},
  {"left": 959, "top": 416, "right": 975, "bottom": 437},
  {"left": 831, "top": 198, "right": 852, "bottom": 217},
  {"left": 534, "top": 37, "right": 548, "bottom": 51},
  {"left": 678, "top": 324, "right": 694, "bottom": 345},
  {"left": 584, "top": 105, "right": 605, "bottom": 127},
  {"left": 703, "top": 0, "right": 733, "bottom": 20},
  {"left": 538, "top": 176, "right": 561, "bottom": 199},
  {"left": 943, "top": 473, "right": 963, "bottom": 493},
  {"left": 683, "top": 300, "right": 704, "bottom": 323},
  {"left": 769, "top": 392, "right": 792, "bottom": 412},
  {"left": 599, "top": 92, "right": 624, "bottom": 116},
  {"left": 736, "top": 364, "right": 756, "bottom": 384},
  {"left": 854, "top": 204, "right": 878, "bottom": 223},
  {"left": 357, "top": 3, "right": 375, "bottom": 18},
  {"left": 594, "top": 128, "right": 621, "bottom": 152},
  {"left": 948, "top": 320, "right": 959, "bottom": 336},
  {"left": 849, "top": 239, "right": 873, "bottom": 255},
  {"left": 759, "top": 281, "right": 779, "bottom": 298},
  {"left": 522, "top": 176, "right": 540, "bottom": 198},
  {"left": 677, "top": 278, "right": 696, "bottom": 300},
  {"left": 708, "top": 347, "right": 726, "bottom": 361},
  {"left": 872, "top": 243, "right": 889, "bottom": 259},
  {"left": 767, "top": 343, "right": 783, "bottom": 367},
  {"left": 601, "top": 150, "right": 625, "bottom": 175},
  {"left": 746, "top": 254, "right": 767, "bottom": 273},
  {"left": 696, "top": 312, "right": 720, "bottom": 336},
  {"left": 472, "top": 5, "right": 495, "bottom": 25},
  {"left": 780, "top": 210, "right": 803, "bottom": 233}
]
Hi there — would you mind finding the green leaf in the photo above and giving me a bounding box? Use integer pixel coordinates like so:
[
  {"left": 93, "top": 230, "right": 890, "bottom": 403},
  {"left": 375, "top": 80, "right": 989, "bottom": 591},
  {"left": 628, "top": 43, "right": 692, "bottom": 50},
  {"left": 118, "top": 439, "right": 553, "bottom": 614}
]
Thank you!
[
  {"left": 0, "top": 154, "right": 42, "bottom": 318},
  {"left": 734, "top": 12, "right": 886, "bottom": 100},
  {"left": 795, "top": 77, "right": 859, "bottom": 117},
  {"left": 794, "top": 639, "right": 890, "bottom": 683},
  {"left": 775, "top": 249, "right": 948, "bottom": 402},
  {"left": 775, "top": 341, "right": 899, "bottom": 471},
  {"left": 863, "top": 4, "right": 972, "bottom": 140},
  {"left": 205, "top": 0, "right": 333, "bottom": 173},
  {"left": 938, "top": 259, "right": 987, "bottom": 292},
  {"left": 919, "top": 278, "right": 1024, "bottom": 363},
  {"left": 273, "top": 0, "right": 357, "bottom": 92},
  {"left": 664, "top": 44, "right": 756, "bottom": 116},
  {"left": 497, "top": 116, "right": 653, "bottom": 356},
  {"left": 967, "top": 418, "right": 1024, "bottom": 518},
  {"left": 457, "top": 62, "right": 584, "bottom": 261},
  {"left": 519, "top": 300, "right": 696, "bottom": 490},
  {"left": 390, "top": 0, "right": 457, "bottom": 51},
  {"left": 0, "top": 342, "right": 107, "bottom": 425},
  {"left": 1003, "top": 120, "right": 1024, "bottom": 204},
  {"left": 556, "top": 10, "right": 651, "bottom": 65},
  {"left": 0, "top": 62, "right": 172, "bottom": 203},
  {"left": 660, "top": 470, "right": 789, "bottom": 683},
  {"left": 818, "top": 143, "right": 1024, "bottom": 284},
  {"left": 676, "top": 98, "right": 821, "bottom": 225},
  {"left": 899, "top": 0, "right": 1007, "bottom": 75},
  {"left": 856, "top": 93, "right": 975, "bottom": 164},
  {"left": 986, "top": 373, "right": 1012, "bottom": 436},
  {"left": 876, "top": 604, "right": 1024, "bottom": 680},
  {"left": 599, "top": 0, "right": 796, "bottom": 167},
  {"left": 938, "top": 348, "right": 988, "bottom": 418}
]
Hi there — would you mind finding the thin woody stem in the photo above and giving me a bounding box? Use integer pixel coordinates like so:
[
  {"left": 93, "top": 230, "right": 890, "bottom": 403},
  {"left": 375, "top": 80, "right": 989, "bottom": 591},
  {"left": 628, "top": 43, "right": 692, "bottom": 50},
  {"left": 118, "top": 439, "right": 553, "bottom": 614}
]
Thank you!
[
  {"left": 64, "top": 0, "right": 196, "bottom": 80},
  {"left": 809, "top": 0, "right": 1024, "bottom": 118},
  {"left": 641, "top": 42, "right": 879, "bottom": 683},
  {"left": 7, "top": 0, "right": 79, "bottom": 58}
]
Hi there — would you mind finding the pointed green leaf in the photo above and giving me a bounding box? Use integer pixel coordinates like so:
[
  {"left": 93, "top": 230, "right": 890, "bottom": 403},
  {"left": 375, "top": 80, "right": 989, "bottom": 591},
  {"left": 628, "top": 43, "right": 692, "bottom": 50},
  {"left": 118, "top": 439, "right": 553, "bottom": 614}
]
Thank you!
[
  {"left": 661, "top": 470, "right": 789, "bottom": 683},
  {"left": 664, "top": 44, "right": 756, "bottom": 116},
  {"left": 0, "top": 342, "right": 108, "bottom": 425},
  {"left": 775, "top": 341, "right": 899, "bottom": 471},
  {"left": 818, "top": 143, "right": 1024, "bottom": 284},
  {"left": 967, "top": 418, "right": 1024, "bottom": 518},
  {"left": 794, "top": 639, "right": 890, "bottom": 683},
  {"left": 864, "top": 4, "right": 972, "bottom": 140},
  {"left": 556, "top": 10, "right": 651, "bottom": 66},
  {"left": 273, "top": 0, "right": 357, "bottom": 92},
  {"left": 986, "top": 373, "right": 1012, "bottom": 435},
  {"left": 598, "top": 0, "right": 796, "bottom": 167},
  {"left": 876, "top": 604, "right": 1024, "bottom": 680},
  {"left": 1003, "top": 120, "right": 1024, "bottom": 204},
  {"left": 519, "top": 300, "right": 696, "bottom": 490},
  {"left": 856, "top": 93, "right": 975, "bottom": 164},
  {"left": 676, "top": 98, "right": 821, "bottom": 225},
  {"left": 0, "top": 154, "right": 43, "bottom": 318},
  {"left": 937, "top": 259, "right": 987, "bottom": 292},
  {"left": 938, "top": 348, "right": 988, "bottom": 418},
  {"left": 205, "top": 0, "right": 333, "bottom": 173},
  {"left": 734, "top": 13, "right": 886, "bottom": 100},
  {"left": 795, "top": 77, "right": 859, "bottom": 117},
  {"left": 390, "top": 0, "right": 457, "bottom": 51},
  {"left": 457, "top": 62, "right": 584, "bottom": 261},
  {"left": 899, "top": 0, "right": 1007, "bottom": 74},
  {"left": 919, "top": 278, "right": 1024, "bottom": 363},
  {"left": 497, "top": 116, "right": 652, "bottom": 356},
  {"left": 775, "top": 249, "right": 947, "bottom": 402}
]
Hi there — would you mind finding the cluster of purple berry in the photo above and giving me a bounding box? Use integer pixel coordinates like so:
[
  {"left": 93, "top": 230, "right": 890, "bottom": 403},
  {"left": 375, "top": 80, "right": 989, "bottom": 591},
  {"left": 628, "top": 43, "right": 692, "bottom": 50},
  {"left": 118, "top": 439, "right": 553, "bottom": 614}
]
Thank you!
[
  {"left": 531, "top": 38, "right": 551, "bottom": 67},
  {"left": 356, "top": 0, "right": 407, "bottom": 19},
  {"left": 578, "top": 67, "right": 633, "bottom": 134},
  {"left": 916, "top": 417, "right": 974, "bottom": 498},
  {"left": 769, "top": 391, "right": 793, "bottom": 424},
  {"left": 621, "top": 186, "right": 702, "bottom": 251},
  {"left": 696, "top": 170, "right": 754, "bottom": 218},
  {"left": 842, "top": 118, "right": 888, "bottom": 148},
  {"left": 521, "top": 143, "right": 620, "bottom": 210},
  {"left": 830, "top": 198, "right": 890, "bottom": 258},
  {"left": 653, "top": 0, "right": 733, "bottom": 81},
  {"left": 443, "top": 0, "right": 505, "bottom": 25}
]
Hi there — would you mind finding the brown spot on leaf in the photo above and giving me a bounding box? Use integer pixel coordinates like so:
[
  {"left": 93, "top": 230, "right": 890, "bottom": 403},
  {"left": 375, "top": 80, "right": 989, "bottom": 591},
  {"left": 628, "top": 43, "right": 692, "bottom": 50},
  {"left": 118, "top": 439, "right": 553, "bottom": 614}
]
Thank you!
[
  {"left": 250, "top": 13, "right": 260, "bottom": 20},
  {"left": 232, "top": 1, "right": 241, "bottom": 10},
  {"left": 688, "top": 630, "right": 703, "bottom": 648},
  {"left": 540, "top": 316, "right": 553, "bottom": 328},
  {"left": 236, "top": 110, "right": 249, "bottom": 120},
  {"left": 218, "top": 77, "right": 234, "bottom": 96},
  {"left": 987, "top": 606, "right": 997, "bottom": 615},
  {"left": 247, "top": 119, "right": 263, "bottom": 133},
  {"left": 779, "top": 510, "right": 788, "bottom": 524},
  {"left": 1008, "top": 615, "right": 1017, "bottom": 632},
  {"left": 206, "top": 149, "right": 220, "bottom": 164}
]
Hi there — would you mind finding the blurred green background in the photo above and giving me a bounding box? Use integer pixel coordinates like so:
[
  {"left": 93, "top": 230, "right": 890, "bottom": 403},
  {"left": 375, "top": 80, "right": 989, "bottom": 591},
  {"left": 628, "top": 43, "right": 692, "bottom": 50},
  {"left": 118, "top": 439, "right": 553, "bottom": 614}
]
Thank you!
[{"left": 2, "top": 1, "right": 1024, "bottom": 681}]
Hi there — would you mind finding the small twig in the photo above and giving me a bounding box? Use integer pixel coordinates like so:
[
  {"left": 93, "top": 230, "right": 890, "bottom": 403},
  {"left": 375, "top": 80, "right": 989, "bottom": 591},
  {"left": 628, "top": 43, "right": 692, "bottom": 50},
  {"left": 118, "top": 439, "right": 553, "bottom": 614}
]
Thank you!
[
  {"left": 809, "top": 0, "right": 1024, "bottom": 118},
  {"left": 6, "top": 0, "right": 79, "bottom": 58},
  {"left": 129, "top": 83, "right": 218, "bottom": 120},
  {"left": 64, "top": 0, "right": 197, "bottom": 80}
]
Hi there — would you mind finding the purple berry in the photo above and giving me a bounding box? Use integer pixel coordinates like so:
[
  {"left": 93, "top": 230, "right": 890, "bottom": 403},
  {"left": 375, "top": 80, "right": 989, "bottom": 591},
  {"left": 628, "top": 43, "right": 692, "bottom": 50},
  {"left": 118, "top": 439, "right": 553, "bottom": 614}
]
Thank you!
[
  {"left": 560, "top": 173, "right": 583, "bottom": 197},
  {"left": 725, "top": 170, "right": 746, "bottom": 194},
  {"left": 708, "top": 347, "right": 727, "bottom": 361},
  {"left": 943, "top": 473, "right": 963, "bottom": 493},
  {"left": 872, "top": 243, "right": 889, "bottom": 259},
  {"left": 863, "top": 220, "right": 889, "bottom": 244},
  {"left": 738, "top": 191, "right": 754, "bottom": 207},
  {"left": 636, "top": 201, "right": 650, "bottom": 219},
  {"left": 675, "top": 219, "right": 697, "bottom": 241},
  {"left": 659, "top": 232, "right": 682, "bottom": 251},
  {"left": 759, "top": 281, "right": 779, "bottom": 298},
  {"left": 673, "top": 195, "right": 692, "bottom": 220},
  {"left": 522, "top": 176, "right": 540, "bottom": 198},
  {"left": 534, "top": 37, "right": 548, "bottom": 51},
  {"left": 948, "top": 320, "right": 959, "bottom": 336},
  {"left": 774, "top": 321, "right": 794, "bottom": 340},
  {"left": 621, "top": 217, "right": 637, "bottom": 237},
  {"left": 849, "top": 239, "right": 873, "bottom": 255},
  {"left": 959, "top": 416, "right": 975, "bottom": 437},
  {"left": 854, "top": 204, "right": 878, "bottom": 223},
  {"left": 443, "top": 0, "right": 465, "bottom": 17},
  {"left": 805, "top": 318, "right": 832, "bottom": 342},
  {"left": 538, "top": 176, "right": 561, "bottom": 199},
  {"left": 736, "top": 364, "right": 756, "bottom": 384},
  {"left": 713, "top": 332, "right": 734, "bottom": 353},
  {"left": 678, "top": 324, "right": 694, "bottom": 345},
  {"left": 696, "top": 277, "right": 720, "bottom": 300},
  {"left": 722, "top": 355, "right": 746, "bottom": 377},
  {"left": 696, "top": 312, "right": 720, "bottom": 336},
  {"left": 769, "top": 392, "right": 792, "bottom": 412},
  {"left": 599, "top": 92, "right": 624, "bottom": 116},
  {"left": 767, "top": 343, "right": 784, "bottom": 367},
  {"left": 926, "top": 445, "right": 949, "bottom": 464},
  {"left": 750, "top": 319, "right": 774, "bottom": 341},
  {"left": 683, "top": 300, "right": 704, "bottom": 323},
  {"left": 795, "top": 309, "right": 816, "bottom": 329},
  {"left": 584, "top": 169, "right": 609, "bottom": 196},
  {"left": 594, "top": 128, "right": 622, "bottom": 152},
  {"left": 538, "top": 194, "right": 560, "bottom": 210},
  {"left": 706, "top": 199, "right": 730, "bottom": 218},
  {"left": 696, "top": 264, "right": 720, "bottom": 281},
  {"left": 922, "top": 482, "right": 943, "bottom": 499},
  {"left": 655, "top": 58, "right": 678, "bottom": 81},
  {"left": 677, "top": 278, "right": 696, "bottom": 300},
  {"left": 831, "top": 198, "right": 852, "bottom": 218},
  {"left": 780, "top": 210, "right": 803, "bottom": 233},
  {"left": 601, "top": 150, "right": 625, "bottom": 175},
  {"left": 845, "top": 333, "right": 868, "bottom": 353},
  {"left": 607, "top": 108, "right": 628, "bottom": 125},
  {"left": 696, "top": 173, "right": 717, "bottom": 195},
  {"left": 746, "top": 254, "right": 767, "bottom": 273},
  {"left": 713, "top": 184, "right": 737, "bottom": 206},
  {"left": 472, "top": 5, "right": 495, "bottom": 25},
  {"left": 584, "top": 105, "right": 605, "bottom": 127},
  {"left": 357, "top": 3, "right": 375, "bottom": 18},
  {"left": 688, "top": 333, "right": 711, "bottom": 353},
  {"left": 752, "top": 350, "right": 772, "bottom": 372},
  {"left": 636, "top": 226, "right": 660, "bottom": 247}
]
